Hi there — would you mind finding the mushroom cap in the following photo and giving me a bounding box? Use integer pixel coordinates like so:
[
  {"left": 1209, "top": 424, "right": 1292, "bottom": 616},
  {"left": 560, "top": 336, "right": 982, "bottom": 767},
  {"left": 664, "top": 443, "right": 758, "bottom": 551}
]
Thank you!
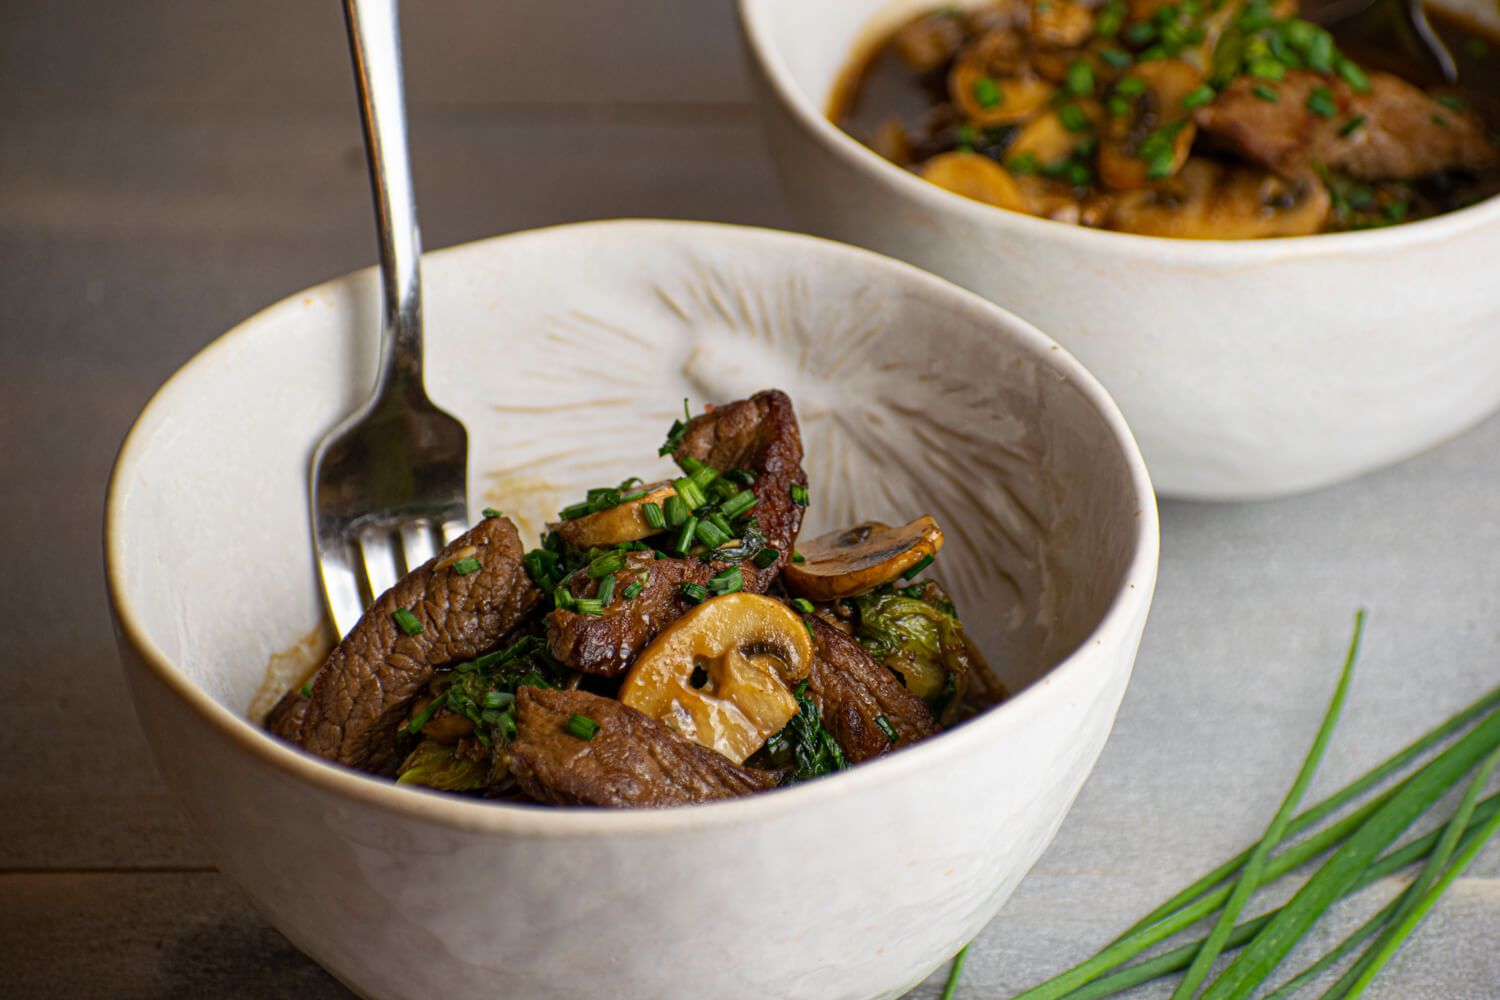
[
  {"left": 551, "top": 481, "right": 676, "bottom": 550},
  {"left": 783, "top": 517, "right": 945, "bottom": 602}
]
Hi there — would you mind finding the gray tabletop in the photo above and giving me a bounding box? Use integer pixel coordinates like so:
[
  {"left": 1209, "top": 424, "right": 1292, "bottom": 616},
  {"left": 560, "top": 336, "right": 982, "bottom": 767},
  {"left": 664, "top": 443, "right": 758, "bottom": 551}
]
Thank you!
[{"left": 3, "top": 2, "right": 1496, "bottom": 997}]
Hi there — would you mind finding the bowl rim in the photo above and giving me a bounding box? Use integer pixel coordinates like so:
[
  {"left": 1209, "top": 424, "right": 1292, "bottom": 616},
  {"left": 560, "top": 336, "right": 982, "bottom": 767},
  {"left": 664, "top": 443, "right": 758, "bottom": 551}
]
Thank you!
[
  {"left": 736, "top": 0, "right": 1500, "bottom": 258},
  {"left": 105, "top": 218, "right": 1159, "bottom": 837}
]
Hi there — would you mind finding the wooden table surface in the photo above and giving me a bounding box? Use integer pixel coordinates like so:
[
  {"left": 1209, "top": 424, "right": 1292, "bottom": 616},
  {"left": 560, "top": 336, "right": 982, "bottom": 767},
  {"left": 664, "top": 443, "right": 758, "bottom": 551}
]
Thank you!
[{"left": 3, "top": 2, "right": 1497, "bottom": 997}]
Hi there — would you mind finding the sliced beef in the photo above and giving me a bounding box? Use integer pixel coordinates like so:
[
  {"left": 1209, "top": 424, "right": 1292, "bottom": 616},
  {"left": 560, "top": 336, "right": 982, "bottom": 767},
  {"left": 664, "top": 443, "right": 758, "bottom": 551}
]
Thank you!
[
  {"left": 547, "top": 389, "right": 809, "bottom": 677},
  {"left": 1195, "top": 71, "right": 1497, "bottom": 181},
  {"left": 294, "top": 515, "right": 541, "bottom": 774},
  {"left": 546, "top": 553, "right": 713, "bottom": 678},
  {"left": 265, "top": 689, "right": 308, "bottom": 743},
  {"left": 805, "top": 618, "right": 936, "bottom": 763},
  {"left": 674, "top": 388, "right": 807, "bottom": 592},
  {"left": 508, "top": 687, "right": 776, "bottom": 807}
]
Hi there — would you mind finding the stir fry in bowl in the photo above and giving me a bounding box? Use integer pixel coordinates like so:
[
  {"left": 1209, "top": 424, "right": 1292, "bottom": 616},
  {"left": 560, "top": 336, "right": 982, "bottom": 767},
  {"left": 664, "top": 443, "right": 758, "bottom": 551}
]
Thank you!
[
  {"left": 831, "top": 0, "right": 1500, "bottom": 236},
  {"left": 268, "top": 391, "right": 1004, "bottom": 807}
]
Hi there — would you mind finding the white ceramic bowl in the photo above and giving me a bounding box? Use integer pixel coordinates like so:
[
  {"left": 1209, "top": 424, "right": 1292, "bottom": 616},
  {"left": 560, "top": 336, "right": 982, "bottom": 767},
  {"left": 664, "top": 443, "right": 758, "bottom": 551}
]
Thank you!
[
  {"left": 739, "top": 0, "right": 1500, "bottom": 500},
  {"left": 106, "top": 221, "right": 1157, "bottom": 1000}
]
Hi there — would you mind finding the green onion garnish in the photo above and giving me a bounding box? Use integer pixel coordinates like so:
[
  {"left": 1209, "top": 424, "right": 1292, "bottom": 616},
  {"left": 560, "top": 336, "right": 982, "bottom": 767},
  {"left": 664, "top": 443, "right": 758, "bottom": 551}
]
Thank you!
[
  {"left": 1339, "top": 113, "right": 1366, "bottom": 137},
  {"left": 708, "top": 565, "right": 744, "bottom": 596},
  {"left": 1057, "top": 103, "right": 1091, "bottom": 133},
  {"left": 564, "top": 713, "right": 600, "bottom": 741},
  {"left": 792, "top": 550, "right": 806, "bottom": 563},
  {"left": 596, "top": 574, "right": 617, "bottom": 607},
  {"left": 559, "top": 500, "right": 595, "bottom": 521},
  {"left": 1065, "top": 61, "right": 1094, "bottom": 97},
  {"left": 404, "top": 691, "right": 446, "bottom": 735},
  {"left": 791, "top": 597, "right": 816, "bottom": 615},
  {"left": 451, "top": 557, "right": 482, "bottom": 576},
  {"left": 1095, "top": 0, "right": 1126, "bottom": 37},
  {"left": 1248, "top": 58, "right": 1286, "bottom": 80},
  {"left": 725, "top": 469, "right": 756, "bottom": 487},
  {"left": 1435, "top": 93, "right": 1466, "bottom": 112},
  {"left": 392, "top": 608, "right": 424, "bottom": 636},
  {"left": 696, "top": 519, "right": 731, "bottom": 548},
  {"left": 973, "top": 76, "right": 1002, "bottom": 109},
  {"left": 1115, "top": 76, "right": 1147, "bottom": 98},
  {"left": 298, "top": 679, "right": 313, "bottom": 697},
  {"left": 752, "top": 547, "right": 780, "bottom": 569},
  {"left": 573, "top": 598, "right": 605, "bottom": 616},
  {"left": 1008, "top": 152, "right": 1041, "bottom": 174},
  {"left": 689, "top": 463, "right": 719, "bottom": 491},
  {"left": 876, "top": 715, "right": 899, "bottom": 743},
  {"left": 481, "top": 507, "right": 502, "bottom": 519},
  {"left": 1306, "top": 85, "right": 1337, "bottom": 118},
  {"left": 641, "top": 501, "right": 666, "bottom": 531},
  {"left": 902, "top": 554, "right": 935, "bottom": 580},
  {"left": 1099, "top": 47, "right": 1132, "bottom": 69},
  {"left": 663, "top": 494, "right": 688, "bottom": 528},
  {"left": 588, "top": 551, "right": 627, "bottom": 578},
  {"left": 1182, "top": 84, "right": 1215, "bottom": 109},
  {"left": 674, "top": 476, "right": 707, "bottom": 511},
  {"left": 790, "top": 484, "right": 809, "bottom": 506},
  {"left": 680, "top": 581, "right": 709, "bottom": 604},
  {"left": 719, "top": 490, "right": 758, "bottom": 521},
  {"left": 675, "top": 516, "right": 699, "bottom": 555},
  {"left": 1334, "top": 57, "right": 1370, "bottom": 92},
  {"left": 621, "top": 579, "right": 645, "bottom": 601},
  {"left": 1252, "top": 83, "right": 1280, "bottom": 102}
]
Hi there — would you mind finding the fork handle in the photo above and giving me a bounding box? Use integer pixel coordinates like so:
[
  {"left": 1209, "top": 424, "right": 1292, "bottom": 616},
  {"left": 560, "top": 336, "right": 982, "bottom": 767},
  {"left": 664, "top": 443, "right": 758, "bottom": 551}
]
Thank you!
[{"left": 343, "top": 0, "right": 425, "bottom": 397}]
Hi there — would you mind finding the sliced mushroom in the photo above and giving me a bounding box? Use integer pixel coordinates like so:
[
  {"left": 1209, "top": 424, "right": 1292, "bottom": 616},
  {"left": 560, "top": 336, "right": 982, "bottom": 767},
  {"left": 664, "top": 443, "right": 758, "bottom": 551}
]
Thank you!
[
  {"left": 618, "top": 593, "right": 814, "bottom": 763},
  {"left": 782, "top": 518, "right": 945, "bottom": 601},
  {"left": 949, "top": 28, "right": 1055, "bottom": 125},
  {"left": 920, "top": 152, "right": 1026, "bottom": 211},
  {"left": 1008, "top": 101, "right": 1103, "bottom": 165},
  {"left": 1106, "top": 157, "right": 1331, "bottom": 238},
  {"left": 1029, "top": 0, "right": 1094, "bottom": 49},
  {"left": 552, "top": 481, "right": 675, "bottom": 549},
  {"left": 1099, "top": 60, "right": 1203, "bottom": 191},
  {"left": 891, "top": 8, "right": 966, "bottom": 72}
]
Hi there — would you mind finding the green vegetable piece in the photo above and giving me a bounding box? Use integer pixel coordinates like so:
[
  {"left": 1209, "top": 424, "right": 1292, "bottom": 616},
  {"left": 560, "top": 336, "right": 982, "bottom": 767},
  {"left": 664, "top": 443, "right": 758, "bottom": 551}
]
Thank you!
[
  {"left": 451, "top": 557, "right": 481, "bottom": 576},
  {"left": 565, "top": 713, "right": 600, "bottom": 741},
  {"left": 481, "top": 507, "right": 502, "bottom": 519},
  {"left": 641, "top": 501, "right": 666, "bottom": 531},
  {"left": 1170, "top": 612, "right": 1363, "bottom": 999},
  {"left": 767, "top": 680, "right": 848, "bottom": 783},
  {"left": 621, "top": 579, "right": 645, "bottom": 601},
  {"left": 1182, "top": 84, "right": 1216, "bottom": 109},
  {"left": 707, "top": 565, "right": 744, "bottom": 596},
  {"left": 941, "top": 945, "right": 970, "bottom": 1000},
  {"left": 396, "top": 740, "right": 491, "bottom": 792},
  {"left": 1306, "top": 85, "right": 1337, "bottom": 119},
  {"left": 1339, "top": 113, "right": 1366, "bottom": 137},
  {"left": 679, "top": 581, "right": 708, "bottom": 603},
  {"left": 790, "top": 483, "right": 809, "bottom": 506},
  {"left": 1252, "top": 83, "right": 1280, "bottom": 102},
  {"left": 1066, "top": 60, "right": 1095, "bottom": 97},
  {"left": 1008, "top": 152, "right": 1042, "bottom": 174},
  {"left": 1336, "top": 57, "right": 1371, "bottom": 93},
  {"left": 392, "top": 608, "right": 424, "bottom": 636},
  {"left": 1057, "top": 103, "right": 1091, "bottom": 133},
  {"left": 973, "top": 75, "right": 1003, "bottom": 109},
  {"left": 1099, "top": 47, "right": 1133, "bottom": 69}
]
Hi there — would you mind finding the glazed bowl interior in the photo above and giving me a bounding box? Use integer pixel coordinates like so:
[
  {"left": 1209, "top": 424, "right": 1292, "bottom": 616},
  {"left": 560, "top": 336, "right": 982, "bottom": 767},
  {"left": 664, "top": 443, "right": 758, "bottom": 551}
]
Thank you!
[
  {"left": 114, "top": 221, "right": 1148, "bottom": 728},
  {"left": 106, "top": 221, "right": 1157, "bottom": 1000}
]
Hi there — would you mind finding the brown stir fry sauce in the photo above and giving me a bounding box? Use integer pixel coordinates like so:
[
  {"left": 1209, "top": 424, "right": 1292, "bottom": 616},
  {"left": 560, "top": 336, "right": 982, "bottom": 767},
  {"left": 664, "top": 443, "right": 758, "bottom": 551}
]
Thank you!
[{"left": 831, "top": 0, "right": 1500, "bottom": 236}]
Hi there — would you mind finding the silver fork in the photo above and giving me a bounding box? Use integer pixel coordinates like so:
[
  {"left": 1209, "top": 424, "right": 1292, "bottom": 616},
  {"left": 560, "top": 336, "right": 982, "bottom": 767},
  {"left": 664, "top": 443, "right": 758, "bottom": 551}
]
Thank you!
[{"left": 311, "top": 0, "right": 469, "bottom": 640}]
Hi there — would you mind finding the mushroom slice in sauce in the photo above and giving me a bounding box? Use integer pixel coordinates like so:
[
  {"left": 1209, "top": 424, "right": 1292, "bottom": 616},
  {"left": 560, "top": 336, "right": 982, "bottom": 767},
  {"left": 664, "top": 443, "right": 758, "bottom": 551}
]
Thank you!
[
  {"left": 618, "top": 593, "right": 815, "bottom": 764},
  {"left": 920, "top": 152, "right": 1027, "bottom": 211},
  {"left": 1099, "top": 60, "right": 1203, "bottom": 190},
  {"left": 1106, "top": 157, "right": 1330, "bottom": 238},
  {"left": 552, "top": 481, "right": 676, "bottom": 550},
  {"left": 783, "top": 518, "right": 945, "bottom": 602},
  {"left": 948, "top": 27, "right": 1056, "bottom": 125}
]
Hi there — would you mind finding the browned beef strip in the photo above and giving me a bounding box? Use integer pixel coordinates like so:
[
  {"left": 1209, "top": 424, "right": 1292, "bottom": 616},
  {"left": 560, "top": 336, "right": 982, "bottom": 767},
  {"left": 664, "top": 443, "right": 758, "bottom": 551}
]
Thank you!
[
  {"left": 545, "top": 553, "right": 713, "bottom": 678},
  {"left": 546, "top": 390, "right": 809, "bottom": 677},
  {"left": 294, "top": 515, "right": 541, "bottom": 774},
  {"left": 674, "top": 388, "right": 807, "bottom": 592},
  {"left": 806, "top": 618, "right": 936, "bottom": 763},
  {"left": 265, "top": 689, "right": 308, "bottom": 743},
  {"left": 1195, "top": 71, "right": 1497, "bottom": 181},
  {"left": 508, "top": 687, "right": 776, "bottom": 807}
]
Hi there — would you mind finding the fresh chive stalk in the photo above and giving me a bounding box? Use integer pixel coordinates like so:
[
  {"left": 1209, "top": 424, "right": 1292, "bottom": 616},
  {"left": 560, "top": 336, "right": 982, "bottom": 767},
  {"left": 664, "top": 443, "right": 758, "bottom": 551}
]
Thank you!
[
  {"left": 564, "top": 713, "right": 600, "bottom": 741},
  {"left": 941, "top": 945, "right": 970, "bottom": 1000},
  {"left": 1171, "top": 612, "right": 1364, "bottom": 999},
  {"left": 641, "top": 502, "right": 666, "bottom": 531}
]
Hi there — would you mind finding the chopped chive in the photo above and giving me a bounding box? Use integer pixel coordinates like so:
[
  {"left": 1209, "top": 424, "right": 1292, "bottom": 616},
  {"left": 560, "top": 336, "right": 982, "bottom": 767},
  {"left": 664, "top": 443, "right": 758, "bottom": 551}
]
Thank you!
[
  {"left": 1252, "top": 83, "right": 1280, "bottom": 102},
  {"left": 792, "top": 550, "right": 806, "bottom": 563},
  {"left": 1146, "top": 147, "right": 1177, "bottom": 180},
  {"left": 641, "top": 501, "right": 666, "bottom": 531},
  {"left": 689, "top": 464, "right": 719, "bottom": 491},
  {"left": 1182, "top": 84, "right": 1215, "bottom": 109},
  {"left": 1169, "top": 612, "right": 1363, "bottom": 1000},
  {"left": 621, "top": 579, "right": 645, "bottom": 601},
  {"left": 725, "top": 469, "right": 756, "bottom": 487},
  {"left": 708, "top": 565, "right": 744, "bottom": 596},
  {"left": 1115, "top": 76, "right": 1147, "bottom": 98},
  {"left": 677, "top": 454, "right": 707, "bottom": 477},
  {"left": 404, "top": 691, "right": 446, "bottom": 735},
  {"left": 552, "top": 582, "right": 576, "bottom": 611},
  {"left": 1057, "top": 103, "right": 1091, "bottom": 132},
  {"left": 973, "top": 76, "right": 1003, "bottom": 109},
  {"left": 803, "top": 619, "right": 816, "bottom": 642},
  {"left": 696, "top": 519, "right": 731, "bottom": 548},
  {"left": 719, "top": 490, "right": 758, "bottom": 521},
  {"left": 791, "top": 597, "right": 816, "bottom": 614},
  {"left": 1384, "top": 200, "right": 1408, "bottom": 222},
  {"left": 1108, "top": 94, "right": 1133, "bottom": 117},
  {"left": 752, "top": 547, "right": 780, "bottom": 569},
  {"left": 392, "top": 608, "right": 424, "bottom": 636},
  {"left": 940, "top": 945, "right": 970, "bottom": 1000},
  {"left": 1338, "top": 113, "right": 1366, "bottom": 136},
  {"left": 1095, "top": 0, "right": 1125, "bottom": 37},
  {"left": 587, "top": 551, "right": 627, "bottom": 578},
  {"left": 482, "top": 689, "right": 514, "bottom": 710},
  {"left": 573, "top": 598, "right": 605, "bottom": 616},
  {"left": 902, "top": 554, "right": 935, "bottom": 580},
  {"left": 1099, "top": 47, "right": 1133, "bottom": 69},
  {"left": 1303, "top": 30, "right": 1335, "bottom": 73},
  {"left": 1336, "top": 57, "right": 1370, "bottom": 93},
  {"left": 790, "top": 484, "right": 809, "bottom": 506},
  {"left": 596, "top": 574, "right": 617, "bottom": 607},
  {"left": 1435, "top": 93, "right": 1466, "bottom": 112},
  {"left": 451, "top": 557, "right": 482, "bottom": 576},
  {"left": 1249, "top": 58, "right": 1286, "bottom": 80},
  {"left": 564, "top": 713, "right": 600, "bottom": 741},
  {"left": 298, "top": 679, "right": 313, "bottom": 697},
  {"left": 1306, "top": 84, "right": 1337, "bottom": 118},
  {"left": 1065, "top": 60, "right": 1094, "bottom": 97},
  {"left": 481, "top": 507, "right": 502, "bottom": 519},
  {"left": 663, "top": 494, "right": 688, "bottom": 528},
  {"left": 675, "top": 516, "right": 699, "bottom": 555},
  {"left": 1007, "top": 152, "right": 1041, "bottom": 175},
  {"left": 1124, "top": 20, "right": 1156, "bottom": 45},
  {"left": 559, "top": 500, "right": 595, "bottom": 521},
  {"left": 680, "top": 581, "right": 709, "bottom": 604},
  {"left": 876, "top": 715, "right": 900, "bottom": 743},
  {"left": 674, "top": 476, "right": 707, "bottom": 510}
]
